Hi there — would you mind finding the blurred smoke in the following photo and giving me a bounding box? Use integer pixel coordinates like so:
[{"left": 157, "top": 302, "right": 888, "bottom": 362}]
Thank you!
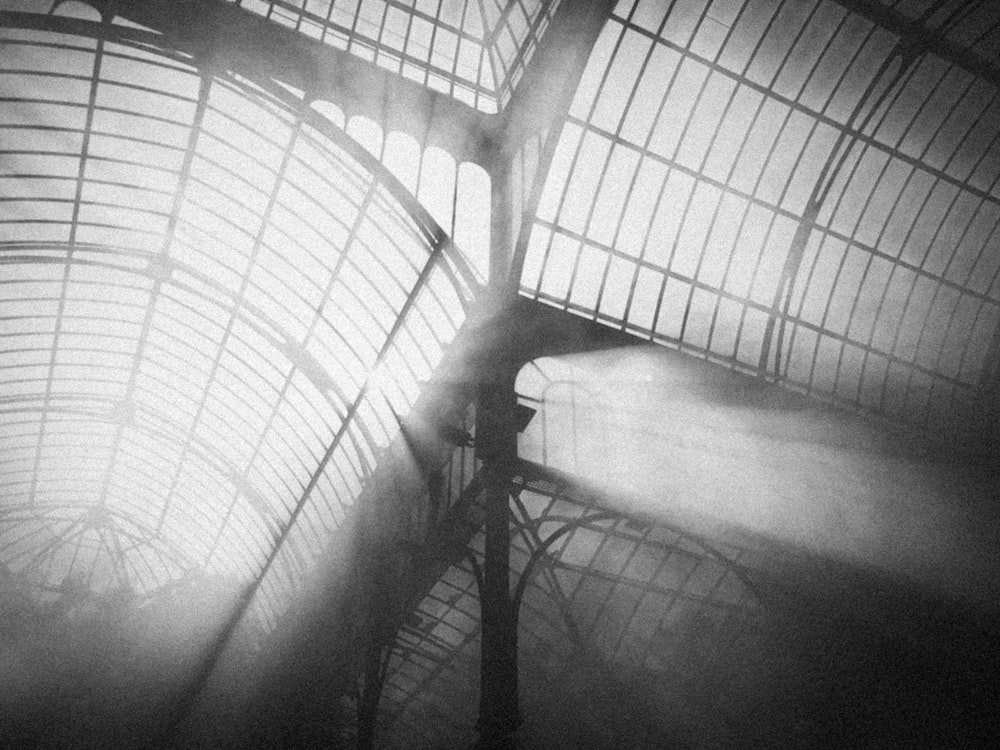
[{"left": 517, "top": 347, "right": 1000, "bottom": 609}]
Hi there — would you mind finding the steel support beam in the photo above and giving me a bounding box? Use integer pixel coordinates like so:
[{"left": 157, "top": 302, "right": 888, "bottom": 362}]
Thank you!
[
  {"left": 502, "top": 0, "right": 617, "bottom": 287},
  {"left": 356, "top": 638, "right": 392, "bottom": 750},
  {"left": 474, "top": 370, "right": 521, "bottom": 748},
  {"left": 498, "top": 0, "right": 617, "bottom": 151}
]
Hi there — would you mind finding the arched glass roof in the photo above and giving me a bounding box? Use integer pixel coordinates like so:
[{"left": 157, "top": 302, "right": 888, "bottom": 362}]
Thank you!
[
  {"left": 518, "top": 0, "right": 1000, "bottom": 438},
  {"left": 224, "top": 0, "right": 562, "bottom": 112},
  {"left": 0, "top": 12, "right": 477, "bottom": 621},
  {"left": 2, "top": 2, "right": 999, "bottom": 746}
]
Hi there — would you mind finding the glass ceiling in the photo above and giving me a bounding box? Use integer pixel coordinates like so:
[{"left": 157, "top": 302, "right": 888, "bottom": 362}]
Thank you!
[
  {"left": 0, "top": 14, "right": 477, "bottom": 624},
  {"left": 2, "top": 1, "right": 999, "bottom": 745},
  {"left": 225, "top": 0, "right": 562, "bottom": 113},
  {"left": 519, "top": 0, "right": 1000, "bottom": 437}
]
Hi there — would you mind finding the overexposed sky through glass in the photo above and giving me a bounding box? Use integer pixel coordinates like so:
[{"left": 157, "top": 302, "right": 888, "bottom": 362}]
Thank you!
[
  {"left": 520, "top": 0, "right": 1000, "bottom": 438},
  {"left": 0, "top": 20, "right": 482, "bottom": 621}
]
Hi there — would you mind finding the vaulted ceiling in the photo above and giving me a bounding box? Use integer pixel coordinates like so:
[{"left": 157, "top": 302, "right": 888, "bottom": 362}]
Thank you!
[{"left": 2, "top": 0, "right": 999, "bottom": 746}]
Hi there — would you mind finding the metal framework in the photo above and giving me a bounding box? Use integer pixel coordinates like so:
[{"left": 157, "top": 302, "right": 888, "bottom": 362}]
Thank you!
[
  {"left": 223, "top": 0, "right": 563, "bottom": 113},
  {"left": 368, "top": 459, "right": 767, "bottom": 748},
  {"left": 2, "top": 0, "right": 999, "bottom": 747},
  {"left": 0, "top": 5, "right": 478, "bottom": 626},
  {"left": 517, "top": 0, "right": 1000, "bottom": 443}
]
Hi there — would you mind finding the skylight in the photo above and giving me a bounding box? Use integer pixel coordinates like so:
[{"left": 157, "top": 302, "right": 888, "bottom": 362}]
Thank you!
[
  {"left": 225, "top": 0, "right": 562, "bottom": 112},
  {"left": 0, "top": 19, "right": 478, "bottom": 625},
  {"left": 519, "top": 0, "right": 1000, "bottom": 434}
]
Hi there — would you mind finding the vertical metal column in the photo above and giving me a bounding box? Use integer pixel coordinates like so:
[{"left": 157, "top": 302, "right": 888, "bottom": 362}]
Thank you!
[
  {"left": 475, "top": 369, "right": 520, "bottom": 748},
  {"left": 356, "top": 639, "right": 388, "bottom": 750}
]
